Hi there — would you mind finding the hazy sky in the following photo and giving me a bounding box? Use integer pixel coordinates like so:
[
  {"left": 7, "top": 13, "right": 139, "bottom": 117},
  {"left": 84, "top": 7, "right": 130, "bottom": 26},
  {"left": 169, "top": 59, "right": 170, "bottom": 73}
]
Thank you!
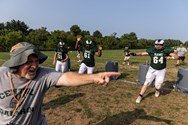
[{"left": 0, "top": 0, "right": 188, "bottom": 42}]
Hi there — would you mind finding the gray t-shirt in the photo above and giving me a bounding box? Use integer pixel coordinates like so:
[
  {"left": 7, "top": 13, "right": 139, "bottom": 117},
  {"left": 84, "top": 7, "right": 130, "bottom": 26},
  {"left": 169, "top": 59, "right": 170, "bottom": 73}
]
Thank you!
[
  {"left": 0, "top": 66, "right": 62, "bottom": 125},
  {"left": 176, "top": 47, "right": 187, "bottom": 57}
]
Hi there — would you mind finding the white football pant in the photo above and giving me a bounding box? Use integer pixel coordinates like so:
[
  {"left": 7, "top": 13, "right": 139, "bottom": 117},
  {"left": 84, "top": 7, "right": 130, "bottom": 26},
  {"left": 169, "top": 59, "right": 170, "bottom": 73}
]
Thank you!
[
  {"left": 55, "top": 60, "right": 69, "bottom": 73},
  {"left": 144, "top": 66, "right": 166, "bottom": 89},
  {"left": 79, "top": 63, "right": 94, "bottom": 74}
]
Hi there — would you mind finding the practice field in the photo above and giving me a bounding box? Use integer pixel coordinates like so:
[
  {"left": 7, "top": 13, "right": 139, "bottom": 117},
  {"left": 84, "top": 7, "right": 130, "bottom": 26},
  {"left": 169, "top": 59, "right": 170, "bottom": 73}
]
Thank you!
[{"left": 1, "top": 49, "right": 188, "bottom": 125}]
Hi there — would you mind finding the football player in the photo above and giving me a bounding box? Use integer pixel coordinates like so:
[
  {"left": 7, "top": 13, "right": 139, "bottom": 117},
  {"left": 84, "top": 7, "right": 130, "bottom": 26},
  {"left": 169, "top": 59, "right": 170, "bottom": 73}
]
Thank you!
[
  {"left": 123, "top": 47, "right": 131, "bottom": 65},
  {"left": 130, "top": 39, "right": 178, "bottom": 103},
  {"left": 53, "top": 41, "right": 69, "bottom": 73},
  {"left": 75, "top": 37, "right": 102, "bottom": 74}
]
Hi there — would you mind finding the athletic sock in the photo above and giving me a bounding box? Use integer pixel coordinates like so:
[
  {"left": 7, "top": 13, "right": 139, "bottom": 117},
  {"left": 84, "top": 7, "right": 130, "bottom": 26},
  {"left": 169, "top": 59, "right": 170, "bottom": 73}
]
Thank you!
[{"left": 139, "top": 94, "right": 143, "bottom": 97}]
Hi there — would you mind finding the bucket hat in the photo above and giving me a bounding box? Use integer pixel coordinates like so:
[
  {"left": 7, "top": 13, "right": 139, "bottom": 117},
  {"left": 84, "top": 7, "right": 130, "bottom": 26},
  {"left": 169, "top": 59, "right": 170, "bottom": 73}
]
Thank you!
[{"left": 3, "top": 42, "right": 48, "bottom": 68}]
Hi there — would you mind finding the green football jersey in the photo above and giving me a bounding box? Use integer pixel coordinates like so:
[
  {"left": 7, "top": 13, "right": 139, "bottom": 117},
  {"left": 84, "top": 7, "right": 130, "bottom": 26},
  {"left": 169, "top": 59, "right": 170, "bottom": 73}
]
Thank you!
[
  {"left": 56, "top": 47, "right": 69, "bottom": 61},
  {"left": 82, "top": 46, "right": 98, "bottom": 67},
  {"left": 146, "top": 47, "right": 174, "bottom": 70}
]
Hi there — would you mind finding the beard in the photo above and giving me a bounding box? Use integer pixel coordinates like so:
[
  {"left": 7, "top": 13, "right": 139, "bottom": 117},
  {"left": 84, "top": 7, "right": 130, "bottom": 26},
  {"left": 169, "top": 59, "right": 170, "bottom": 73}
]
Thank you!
[
  {"left": 25, "top": 67, "right": 37, "bottom": 80},
  {"left": 25, "top": 73, "right": 36, "bottom": 80}
]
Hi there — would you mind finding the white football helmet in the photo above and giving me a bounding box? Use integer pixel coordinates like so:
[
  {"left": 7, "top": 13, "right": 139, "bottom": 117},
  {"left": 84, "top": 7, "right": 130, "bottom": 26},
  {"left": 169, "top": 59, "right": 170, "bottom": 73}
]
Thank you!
[
  {"left": 59, "top": 41, "right": 65, "bottom": 46},
  {"left": 124, "top": 47, "right": 129, "bottom": 50},
  {"left": 86, "top": 40, "right": 92, "bottom": 45},
  {"left": 155, "top": 39, "right": 164, "bottom": 45}
]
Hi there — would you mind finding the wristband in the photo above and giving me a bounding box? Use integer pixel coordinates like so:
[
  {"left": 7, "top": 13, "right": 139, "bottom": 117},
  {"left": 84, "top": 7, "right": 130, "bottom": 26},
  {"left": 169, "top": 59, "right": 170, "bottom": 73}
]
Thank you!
[{"left": 132, "top": 53, "right": 137, "bottom": 56}]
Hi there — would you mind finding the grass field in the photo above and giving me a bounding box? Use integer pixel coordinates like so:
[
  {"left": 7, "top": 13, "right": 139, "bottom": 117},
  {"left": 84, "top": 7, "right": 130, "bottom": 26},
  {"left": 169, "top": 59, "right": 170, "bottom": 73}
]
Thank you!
[{"left": 1, "top": 49, "right": 188, "bottom": 125}]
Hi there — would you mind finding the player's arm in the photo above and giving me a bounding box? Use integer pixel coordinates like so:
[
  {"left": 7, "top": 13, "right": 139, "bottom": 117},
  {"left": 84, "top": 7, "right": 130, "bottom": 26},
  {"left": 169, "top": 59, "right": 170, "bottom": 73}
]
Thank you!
[
  {"left": 184, "top": 48, "right": 187, "bottom": 53},
  {"left": 75, "top": 41, "right": 79, "bottom": 49},
  {"left": 130, "top": 52, "right": 149, "bottom": 56},
  {"left": 95, "top": 45, "right": 102, "bottom": 57},
  {"left": 62, "top": 53, "right": 69, "bottom": 62},
  {"left": 53, "top": 52, "right": 57, "bottom": 65},
  {"left": 75, "top": 35, "right": 82, "bottom": 49}
]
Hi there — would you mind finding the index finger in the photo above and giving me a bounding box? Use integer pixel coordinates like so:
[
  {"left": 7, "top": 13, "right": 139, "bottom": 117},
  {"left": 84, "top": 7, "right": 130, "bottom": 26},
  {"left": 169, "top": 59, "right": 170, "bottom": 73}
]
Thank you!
[{"left": 104, "top": 72, "right": 121, "bottom": 77}]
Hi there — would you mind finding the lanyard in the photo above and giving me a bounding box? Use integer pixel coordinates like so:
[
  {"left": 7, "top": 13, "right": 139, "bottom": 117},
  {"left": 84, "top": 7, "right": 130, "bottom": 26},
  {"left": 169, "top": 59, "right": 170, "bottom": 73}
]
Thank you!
[{"left": 9, "top": 73, "right": 31, "bottom": 116}]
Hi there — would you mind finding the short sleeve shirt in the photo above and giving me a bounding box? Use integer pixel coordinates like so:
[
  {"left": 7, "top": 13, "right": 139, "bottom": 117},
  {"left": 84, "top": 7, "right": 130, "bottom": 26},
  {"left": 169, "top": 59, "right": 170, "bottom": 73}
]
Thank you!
[
  {"left": 0, "top": 66, "right": 62, "bottom": 125},
  {"left": 176, "top": 47, "right": 187, "bottom": 57},
  {"left": 147, "top": 47, "right": 174, "bottom": 70}
]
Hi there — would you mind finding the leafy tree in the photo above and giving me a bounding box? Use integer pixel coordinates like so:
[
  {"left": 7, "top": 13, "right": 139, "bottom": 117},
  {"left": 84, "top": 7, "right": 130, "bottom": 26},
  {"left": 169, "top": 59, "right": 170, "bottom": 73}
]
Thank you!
[
  {"left": 137, "top": 38, "right": 153, "bottom": 49},
  {"left": 66, "top": 34, "right": 76, "bottom": 50},
  {"left": 111, "top": 32, "right": 117, "bottom": 37},
  {"left": 0, "top": 35, "right": 7, "bottom": 51},
  {"left": 70, "top": 25, "right": 81, "bottom": 36},
  {"left": 120, "top": 32, "right": 138, "bottom": 49},
  {"left": 184, "top": 41, "right": 188, "bottom": 48},
  {"left": 0, "top": 23, "right": 5, "bottom": 30},
  {"left": 5, "top": 20, "right": 29, "bottom": 35},
  {"left": 102, "top": 36, "right": 118, "bottom": 49},
  {"left": 81, "top": 30, "right": 90, "bottom": 37},
  {"left": 165, "top": 39, "right": 180, "bottom": 47},
  {"left": 47, "top": 30, "right": 64, "bottom": 49},
  {"left": 94, "top": 37, "right": 104, "bottom": 47},
  {"left": 26, "top": 27, "right": 50, "bottom": 50},
  {"left": 4, "top": 31, "right": 25, "bottom": 49},
  {"left": 93, "top": 30, "right": 102, "bottom": 38},
  {"left": 1, "top": 20, "right": 186, "bottom": 50}
]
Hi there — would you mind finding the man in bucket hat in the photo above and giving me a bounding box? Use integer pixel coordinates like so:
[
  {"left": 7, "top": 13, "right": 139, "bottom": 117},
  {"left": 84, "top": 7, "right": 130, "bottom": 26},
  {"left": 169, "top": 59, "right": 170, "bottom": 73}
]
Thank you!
[{"left": 0, "top": 42, "right": 120, "bottom": 125}]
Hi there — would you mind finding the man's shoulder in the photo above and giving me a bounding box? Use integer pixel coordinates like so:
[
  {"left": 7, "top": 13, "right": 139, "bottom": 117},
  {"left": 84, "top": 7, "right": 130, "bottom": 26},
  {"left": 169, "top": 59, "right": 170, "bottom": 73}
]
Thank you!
[
  {"left": 0, "top": 66, "right": 9, "bottom": 72},
  {"left": 35, "top": 67, "right": 62, "bottom": 79}
]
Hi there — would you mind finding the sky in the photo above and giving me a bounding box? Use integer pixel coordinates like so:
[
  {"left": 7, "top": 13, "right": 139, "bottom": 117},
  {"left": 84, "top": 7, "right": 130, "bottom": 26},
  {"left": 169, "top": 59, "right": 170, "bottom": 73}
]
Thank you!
[{"left": 0, "top": 0, "right": 188, "bottom": 42}]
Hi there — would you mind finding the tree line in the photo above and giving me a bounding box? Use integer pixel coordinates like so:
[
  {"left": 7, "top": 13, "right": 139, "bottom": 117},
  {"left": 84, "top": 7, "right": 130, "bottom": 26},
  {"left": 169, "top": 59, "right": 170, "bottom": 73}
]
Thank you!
[{"left": 0, "top": 20, "right": 186, "bottom": 51}]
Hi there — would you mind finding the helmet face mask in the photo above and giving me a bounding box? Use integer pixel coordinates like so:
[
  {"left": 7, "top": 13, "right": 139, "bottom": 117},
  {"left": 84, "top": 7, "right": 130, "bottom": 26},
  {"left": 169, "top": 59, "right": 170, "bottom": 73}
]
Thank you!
[
  {"left": 59, "top": 41, "right": 65, "bottom": 47},
  {"left": 154, "top": 39, "right": 164, "bottom": 49},
  {"left": 85, "top": 40, "right": 92, "bottom": 49}
]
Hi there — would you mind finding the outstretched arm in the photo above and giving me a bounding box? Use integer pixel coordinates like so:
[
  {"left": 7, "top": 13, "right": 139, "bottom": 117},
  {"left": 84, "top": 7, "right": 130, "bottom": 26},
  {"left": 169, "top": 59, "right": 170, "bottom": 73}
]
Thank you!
[
  {"left": 56, "top": 72, "right": 121, "bottom": 87},
  {"left": 130, "top": 52, "right": 149, "bottom": 56}
]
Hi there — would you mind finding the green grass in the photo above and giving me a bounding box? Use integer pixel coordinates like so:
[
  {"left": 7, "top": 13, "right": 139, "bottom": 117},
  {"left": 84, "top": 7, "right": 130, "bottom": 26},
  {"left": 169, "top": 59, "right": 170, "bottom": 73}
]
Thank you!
[{"left": 1, "top": 49, "right": 188, "bottom": 125}]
